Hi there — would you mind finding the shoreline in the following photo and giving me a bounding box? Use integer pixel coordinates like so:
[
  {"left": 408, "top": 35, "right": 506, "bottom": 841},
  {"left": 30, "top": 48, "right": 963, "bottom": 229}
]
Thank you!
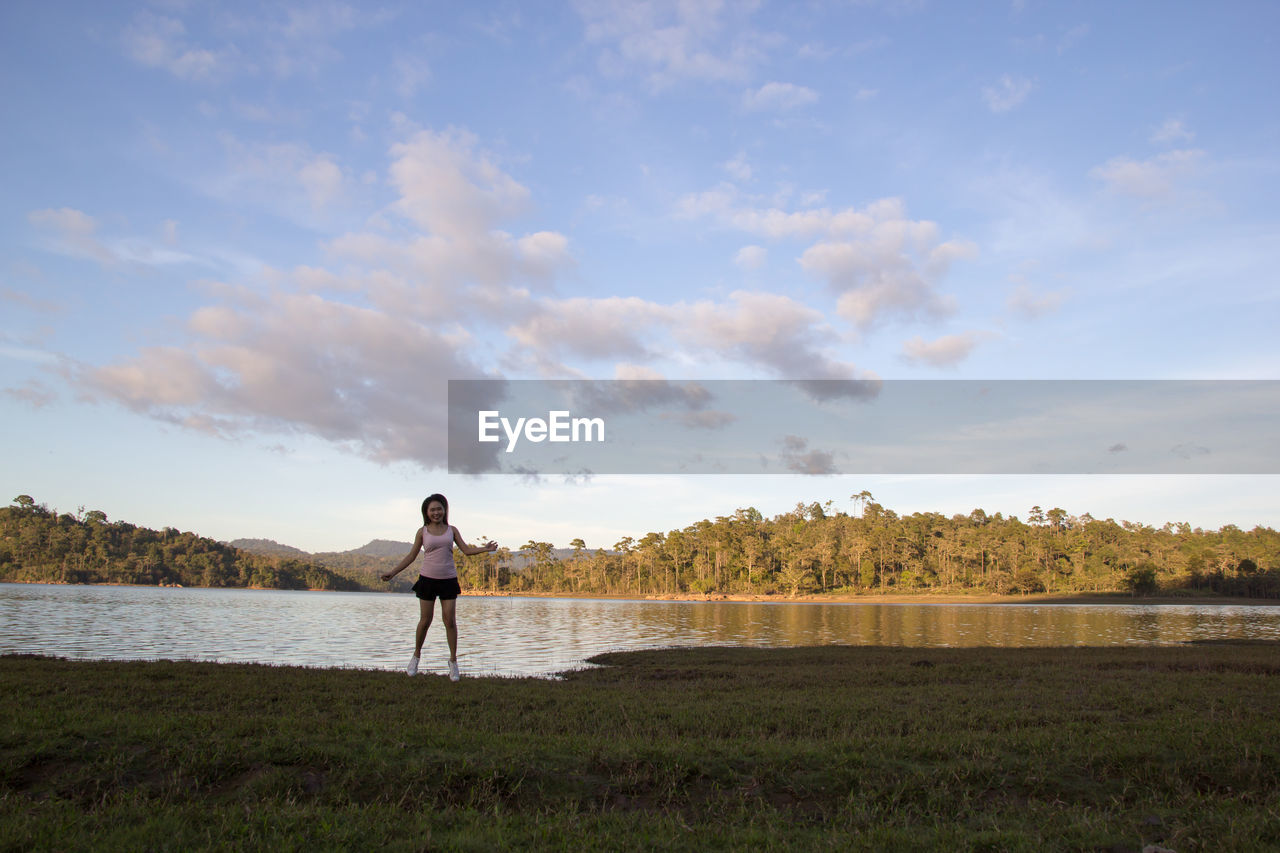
[
  {"left": 461, "top": 588, "right": 1279, "bottom": 607},
  {"left": 4, "top": 578, "right": 1275, "bottom": 606}
]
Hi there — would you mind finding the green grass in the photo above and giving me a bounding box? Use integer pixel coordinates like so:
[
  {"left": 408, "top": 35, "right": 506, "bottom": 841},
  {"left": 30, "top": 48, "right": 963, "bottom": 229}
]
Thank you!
[{"left": 3, "top": 644, "right": 1279, "bottom": 851}]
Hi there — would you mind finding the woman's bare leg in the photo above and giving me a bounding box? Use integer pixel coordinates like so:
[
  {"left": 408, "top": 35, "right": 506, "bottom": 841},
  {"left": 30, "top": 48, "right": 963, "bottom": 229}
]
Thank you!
[
  {"left": 415, "top": 598, "right": 435, "bottom": 657},
  {"left": 441, "top": 598, "right": 458, "bottom": 662}
]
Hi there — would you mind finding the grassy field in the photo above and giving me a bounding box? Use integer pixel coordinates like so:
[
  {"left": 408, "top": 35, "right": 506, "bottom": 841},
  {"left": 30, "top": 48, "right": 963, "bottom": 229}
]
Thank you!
[{"left": 3, "top": 644, "right": 1279, "bottom": 851}]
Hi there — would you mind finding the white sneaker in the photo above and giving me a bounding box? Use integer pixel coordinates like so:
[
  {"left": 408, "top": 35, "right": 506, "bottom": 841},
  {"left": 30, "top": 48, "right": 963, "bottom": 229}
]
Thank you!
[
  {"left": 448, "top": 660, "right": 460, "bottom": 682},
  {"left": 406, "top": 655, "right": 419, "bottom": 676}
]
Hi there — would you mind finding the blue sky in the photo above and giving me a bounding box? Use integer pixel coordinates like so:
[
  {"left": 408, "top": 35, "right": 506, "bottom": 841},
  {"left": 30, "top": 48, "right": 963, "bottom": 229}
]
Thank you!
[{"left": 3, "top": 0, "right": 1278, "bottom": 552}]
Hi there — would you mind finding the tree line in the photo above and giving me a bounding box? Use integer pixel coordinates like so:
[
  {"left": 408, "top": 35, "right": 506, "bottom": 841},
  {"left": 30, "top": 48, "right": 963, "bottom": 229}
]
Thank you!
[
  {"left": 1, "top": 496, "right": 375, "bottom": 592},
  {"left": 5, "top": 493, "right": 1279, "bottom": 599},
  {"left": 456, "top": 493, "right": 1280, "bottom": 599}
]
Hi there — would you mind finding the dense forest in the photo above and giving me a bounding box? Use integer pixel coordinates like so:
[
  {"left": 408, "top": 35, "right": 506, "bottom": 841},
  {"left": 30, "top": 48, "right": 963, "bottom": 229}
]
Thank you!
[
  {"left": 0, "top": 496, "right": 376, "bottom": 592},
  {"left": 456, "top": 493, "right": 1280, "bottom": 600},
  {"left": 4, "top": 494, "right": 1279, "bottom": 599}
]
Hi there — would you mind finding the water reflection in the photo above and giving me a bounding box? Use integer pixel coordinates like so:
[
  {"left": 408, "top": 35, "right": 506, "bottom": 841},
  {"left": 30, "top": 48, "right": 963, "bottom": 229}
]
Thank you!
[{"left": 2, "top": 583, "right": 1277, "bottom": 678}]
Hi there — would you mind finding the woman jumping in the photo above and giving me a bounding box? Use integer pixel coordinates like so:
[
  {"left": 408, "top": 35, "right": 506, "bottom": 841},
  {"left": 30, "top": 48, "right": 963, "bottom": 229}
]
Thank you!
[{"left": 381, "top": 493, "right": 497, "bottom": 680}]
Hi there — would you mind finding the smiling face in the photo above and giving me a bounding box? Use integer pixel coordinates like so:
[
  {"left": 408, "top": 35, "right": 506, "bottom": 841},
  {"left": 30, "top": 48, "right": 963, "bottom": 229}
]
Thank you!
[{"left": 426, "top": 500, "right": 446, "bottom": 525}]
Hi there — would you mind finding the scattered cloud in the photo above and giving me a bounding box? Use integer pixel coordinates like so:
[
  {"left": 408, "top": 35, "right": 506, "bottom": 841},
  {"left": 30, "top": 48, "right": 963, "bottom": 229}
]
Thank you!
[
  {"left": 506, "top": 296, "right": 666, "bottom": 364},
  {"left": 2, "top": 286, "right": 65, "bottom": 314},
  {"left": 75, "top": 290, "right": 486, "bottom": 468},
  {"left": 724, "top": 151, "right": 752, "bottom": 181},
  {"left": 574, "top": 0, "right": 763, "bottom": 88},
  {"left": 27, "top": 208, "right": 117, "bottom": 266},
  {"left": 211, "top": 134, "right": 353, "bottom": 221},
  {"left": 677, "top": 188, "right": 974, "bottom": 329},
  {"left": 1151, "top": 118, "right": 1194, "bottom": 145},
  {"left": 1090, "top": 149, "right": 1205, "bottom": 200},
  {"left": 676, "top": 290, "right": 860, "bottom": 380},
  {"left": 123, "top": 11, "right": 233, "bottom": 81},
  {"left": 982, "top": 75, "right": 1033, "bottom": 113},
  {"left": 3, "top": 379, "right": 57, "bottom": 409},
  {"left": 900, "top": 332, "right": 983, "bottom": 368},
  {"left": 778, "top": 434, "right": 838, "bottom": 475},
  {"left": 298, "top": 156, "right": 344, "bottom": 208},
  {"left": 1057, "top": 23, "right": 1089, "bottom": 54},
  {"left": 393, "top": 54, "right": 432, "bottom": 98},
  {"left": 734, "top": 245, "right": 767, "bottom": 270},
  {"left": 1007, "top": 283, "right": 1068, "bottom": 319},
  {"left": 742, "top": 81, "right": 818, "bottom": 112}
]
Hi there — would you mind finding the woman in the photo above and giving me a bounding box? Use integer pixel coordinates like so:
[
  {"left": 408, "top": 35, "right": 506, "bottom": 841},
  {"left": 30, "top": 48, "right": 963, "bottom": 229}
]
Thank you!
[{"left": 382, "top": 493, "right": 496, "bottom": 680}]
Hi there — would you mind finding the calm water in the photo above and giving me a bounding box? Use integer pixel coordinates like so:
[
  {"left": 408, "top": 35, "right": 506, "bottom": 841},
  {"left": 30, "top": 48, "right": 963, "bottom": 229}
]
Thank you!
[{"left": 2, "top": 583, "right": 1278, "bottom": 678}]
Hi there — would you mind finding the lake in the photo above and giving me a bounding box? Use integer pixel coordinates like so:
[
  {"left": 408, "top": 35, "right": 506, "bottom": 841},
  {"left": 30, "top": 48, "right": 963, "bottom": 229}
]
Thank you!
[{"left": 2, "top": 583, "right": 1278, "bottom": 678}]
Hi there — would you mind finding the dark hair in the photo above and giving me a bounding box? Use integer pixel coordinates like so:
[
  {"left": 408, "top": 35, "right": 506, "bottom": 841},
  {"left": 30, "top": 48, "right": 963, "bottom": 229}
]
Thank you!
[{"left": 421, "top": 493, "right": 449, "bottom": 526}]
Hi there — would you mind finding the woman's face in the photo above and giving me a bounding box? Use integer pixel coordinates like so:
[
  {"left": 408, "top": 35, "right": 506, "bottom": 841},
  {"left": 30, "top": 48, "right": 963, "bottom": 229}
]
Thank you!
[{"left": 426, "top": 501, "right": 446, "bottom": 523}]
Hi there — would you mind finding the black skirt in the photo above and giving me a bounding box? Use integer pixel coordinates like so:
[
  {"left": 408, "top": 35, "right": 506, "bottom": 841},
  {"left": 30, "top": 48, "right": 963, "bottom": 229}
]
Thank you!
[{"left": 412, "top": 575, "right": 461, "bottom": 601}]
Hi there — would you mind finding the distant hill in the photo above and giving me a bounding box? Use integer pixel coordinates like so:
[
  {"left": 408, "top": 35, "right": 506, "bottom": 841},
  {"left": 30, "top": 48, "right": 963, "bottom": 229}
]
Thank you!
[
  {"left": 226, "top": 538, "right": 310, "bottom": 557},
  {"left": 346, "top": 539, "right": 414, "bottom": 558},
  {"left": 4, "top": 504, "right": 375, "bottom": 592},
  {"left": 228, "top": 536, "right": 606, "bottom": 576}
]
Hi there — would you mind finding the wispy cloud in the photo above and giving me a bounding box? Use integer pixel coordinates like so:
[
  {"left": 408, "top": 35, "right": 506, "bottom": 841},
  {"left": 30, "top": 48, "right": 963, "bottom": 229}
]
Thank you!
[
  {"left": 1090, "top": 149, "right": 1206, "bottom": 200},
  {"left": 574, "top": 0, "right": 764, "bottom": 88},
  {"left": 734, "top": 245, "right": 767, "bottom": 270},
  {"left": 27, "top": 208, "right": 118, "bottom": 266},
  {"left": 1151, "top": 118, "right": 1194, "bottom": 145},
  {"left": 676, "top": 187, "right": 975, "bottom": 329},
  {"left": 982, "top": 75, "right": 1033, "bottom": 113},
  {"left": 742, "top": 81, "right": 818, "bottom": 112},
  {"left": 900, "top": 332, "right": 984, "bottom": 368},
  {"left": 1007, "top": 283, "right": 1068, "bottom": 319},
  {"left": 123, "top": 11, "right": 234, "bottom": 81}
]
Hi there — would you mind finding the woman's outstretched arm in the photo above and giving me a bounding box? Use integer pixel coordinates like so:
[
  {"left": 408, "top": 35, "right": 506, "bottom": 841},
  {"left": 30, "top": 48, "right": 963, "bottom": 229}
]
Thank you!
[
  {"left": 381, "top": 528, "right": 424, "bottom": 581},
  {"left": 453, "top": 527, "right": 497, "bottom": 557}
]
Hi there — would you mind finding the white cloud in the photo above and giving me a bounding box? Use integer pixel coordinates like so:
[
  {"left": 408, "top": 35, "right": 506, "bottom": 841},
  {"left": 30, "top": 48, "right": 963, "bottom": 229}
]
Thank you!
[
  {"left": 742, "top": 81, "right": 818, "bottom": 112},
  {"left": 1007, "top": 283, "right": 1068, "bottom": 319},
  {"left": 212, "top": 134, "right": 352, "bottom": 222},
  {"left": 1057, "top": 23, "right": 1089, "bottom": 54},
  {"left": 388, "top": 129, "right": 530, "bottom": 239},
  {"left": 734, "top": 245, "right": 767, "bottom": 270},
  {"left": 677, "top": 188, "right": 973, "bottom": 329},
  {"left": 503, "top": 288, "right": 866, "bottom": 383},
  {"left": 77, "top": 290, "right": 486, "bottom": 467},
  {"left": 298, "top": 156, "right": 344, "bottom": 208},
  {"left": 675, "top": 291, "right": 861, "bottom": 380},
  {"left": 1151, "top": 118, "right": 1194, "bottom": 145},
  {"left": 3, "top": 379, "right": 57, "bottom": 409},
  {"left": 507, "top": 296, "right": 665, "bottom": 363},
  {"left": 724, "top": 151, "right": 752, "bottom": 181},
  {"left": 323, "top": 130, "right": 571, "bottom": 306},
  {"left": 123, "top": 12, "right": 232, "bottom": 80},
  {"left": 393, "top": 54, "right": 432, "bottom": 98},
  {"left": 799, "top": 224, "right": 974, "bottom": 329},
  {"left": 1090, "top": 149, "right": 1205, "bottom": 200},
  {"left": 574, "top": 0, "right": 762, "bottom": 88},
  {"left": 901, "top": 332, "right": 982, "bottom": 368},
  {"left": 28, "top": 208, "right": 117, "bottom": 265},
  {"left": 982, "top": 75, "right": 1033, "bottom": 113}
]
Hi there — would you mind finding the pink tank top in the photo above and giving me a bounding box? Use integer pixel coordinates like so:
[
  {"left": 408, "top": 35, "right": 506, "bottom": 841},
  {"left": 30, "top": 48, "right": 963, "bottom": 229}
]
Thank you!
[{"left": 418, "top": 525, "right": 457, "bottom": 580}]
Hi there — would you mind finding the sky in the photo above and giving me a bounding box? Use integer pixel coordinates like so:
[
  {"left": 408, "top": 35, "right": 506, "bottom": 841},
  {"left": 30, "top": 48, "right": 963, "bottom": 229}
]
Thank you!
[{"left": 2, "top": 0, "right": 1278, "bottom": 553}]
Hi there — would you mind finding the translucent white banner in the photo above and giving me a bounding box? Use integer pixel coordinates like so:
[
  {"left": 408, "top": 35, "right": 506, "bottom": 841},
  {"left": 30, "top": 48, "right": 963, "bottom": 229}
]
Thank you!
[{"left": 447, "top": 380, "right": 1280, "bottom": 475}]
